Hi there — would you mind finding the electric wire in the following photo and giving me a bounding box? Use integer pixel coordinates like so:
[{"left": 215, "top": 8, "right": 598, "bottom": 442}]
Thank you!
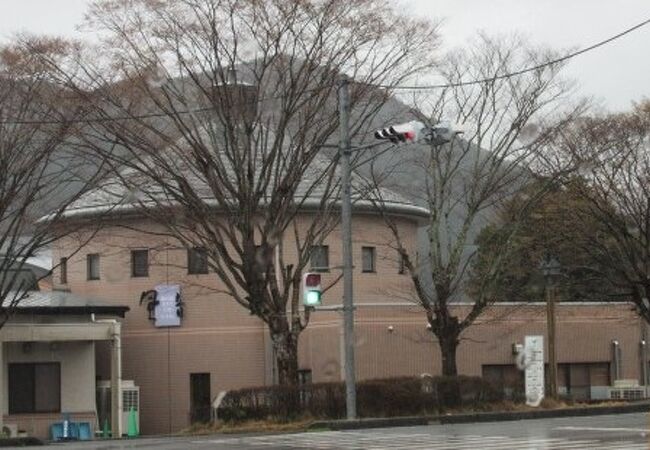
[
  {"left": 0, "top": 16, "right": 648, "bottom": 124},
  {"left": 377, "top": 16, "right": 650, "bottom": 91}
]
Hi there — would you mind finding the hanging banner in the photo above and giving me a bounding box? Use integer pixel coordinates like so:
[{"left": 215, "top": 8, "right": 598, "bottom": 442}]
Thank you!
[{"left": 154, "top": 284, "right": 182, "bottom": 327}]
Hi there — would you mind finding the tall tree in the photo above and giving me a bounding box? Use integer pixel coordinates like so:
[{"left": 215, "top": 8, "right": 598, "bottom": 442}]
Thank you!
[
  {"left": 369, "top": 34, "right": 583, "bottom": 378},
  {"left": 555, "top": 101, "right": 650, "bottom": 320},
  {"left": 0, "top": 38, "right": 105, "bottom": 327},
  {"left": 47, "top": 0, "right": 441, "bottom": 385},
  {"left": 470, "top": 179, "right": 623, "bottom": 304}
]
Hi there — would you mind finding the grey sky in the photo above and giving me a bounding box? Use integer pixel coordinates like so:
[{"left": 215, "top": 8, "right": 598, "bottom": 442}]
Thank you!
[{"left": 1, "top": 0, "right": 648, "bottom": 111}]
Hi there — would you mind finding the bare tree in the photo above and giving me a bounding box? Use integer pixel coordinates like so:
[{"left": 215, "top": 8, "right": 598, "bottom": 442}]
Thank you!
[
  {"left": 0, "top": 38, "right": 105, "bottom": 327},
  {"left": 369, "top": 34, "right": 583, "bottom": 378},
  {"left": 556, "top": 100, "right": 650, "bottom": 321},
  {"left": 48, "top": 0, "right": 441, "bottom": 385}
]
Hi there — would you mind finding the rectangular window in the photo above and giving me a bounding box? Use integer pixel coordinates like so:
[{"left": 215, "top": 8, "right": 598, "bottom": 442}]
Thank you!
[
  {"left": 8, "top": 363, "right": 61, "bottom": 414},
  {"left": 131, "top": 249, "right": 149, "bottom": 278},
  {"left": 310, "top": 245, "right": 329, "bottom": 272},
  {"left": 60, "top": 257, "right": 68, "bottom": 284},
  {"left": 188, "top": 247, "right": 208, "bottom": 274},
  {"left": 298, "top": 369, "right": 313, "bottom": 386},
  {"left": 87, "top": 254, "right": 100, "bottom": 280},
  {"left": 362, "top": 246, "right": 376, "bottom": 273}
]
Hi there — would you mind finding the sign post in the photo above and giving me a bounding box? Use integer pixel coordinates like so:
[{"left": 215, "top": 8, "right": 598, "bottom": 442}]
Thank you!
[{"left": 524, "top": 335, "right": 545, "bottom": 407}]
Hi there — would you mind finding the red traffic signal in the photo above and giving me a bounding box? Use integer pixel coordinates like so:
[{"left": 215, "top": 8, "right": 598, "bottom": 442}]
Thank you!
[
  {"left": 374, "top": 120, "right": 426, "bottom": 144},
  {"left": 304, "top": 273, "right": 322, "bottom": 287}
]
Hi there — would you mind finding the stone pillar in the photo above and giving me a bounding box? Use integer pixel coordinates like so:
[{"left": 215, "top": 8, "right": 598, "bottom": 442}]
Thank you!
[{"left": 110, "top": 322, "right": 122, "bottom": 438}]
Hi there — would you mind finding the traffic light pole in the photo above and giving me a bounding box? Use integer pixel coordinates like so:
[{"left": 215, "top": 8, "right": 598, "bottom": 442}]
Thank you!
[{"left": 338, "top": 76, "right": 357, "bottom": 420}]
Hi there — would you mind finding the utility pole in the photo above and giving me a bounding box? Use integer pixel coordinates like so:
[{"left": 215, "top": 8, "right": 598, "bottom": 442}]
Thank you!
[
  {"left": 540, "top": 255, "right": 561, "bottom": 400},
  {"left": 546, "top": 279, "right": 558, "bottom": 399},
  {"left": 338, "top": 76, "right": 357, "bottom": 419}
]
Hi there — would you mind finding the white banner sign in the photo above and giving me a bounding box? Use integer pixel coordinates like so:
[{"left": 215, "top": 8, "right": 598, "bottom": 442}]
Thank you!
[
  {"left": 524, "top": 335, "right": 545, "bottom": 407},
  {"left": 154, "top": 284, "right": 182, "bottom": 327}
]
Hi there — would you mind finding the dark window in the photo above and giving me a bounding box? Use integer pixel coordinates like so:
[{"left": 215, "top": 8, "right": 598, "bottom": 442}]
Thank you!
[
  {"left": 310, "top": 245, "right": 329, "bottom": 272},
  {"left": 188, "top": 247, "right": 208, "bottom": 274},
  {"left": 482, "top": 364, "right": 524, "bottom": 400},
  {"left": 60, "top": 257, "right": 68, "bottom": 284},
  {"left": 87, "top": 254, "right": 100, "bottom": 280},
  {"left": 298, "top": 369, "right": 312, "bottom": 386},
  {"left": 362, "top": 247, "right": 376, "bottom": 273},
  {"left": 8, "top": 363, "right": 61, "bottom": 413},
  {"left": 190, "top": 373, "right": 211, "bottom": 424},
  {"left": 131, "top": 249, "right": 149, "bottom": 277}
]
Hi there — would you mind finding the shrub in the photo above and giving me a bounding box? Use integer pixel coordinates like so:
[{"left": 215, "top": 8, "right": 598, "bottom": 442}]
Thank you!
[{"left": 217, "top": 375, "right": 503, "bottom": 422}]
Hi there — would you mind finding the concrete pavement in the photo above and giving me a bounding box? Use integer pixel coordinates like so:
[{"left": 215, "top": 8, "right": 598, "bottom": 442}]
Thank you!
[{"left": 36, "top": 412, "right": 650, "bottom": 449}]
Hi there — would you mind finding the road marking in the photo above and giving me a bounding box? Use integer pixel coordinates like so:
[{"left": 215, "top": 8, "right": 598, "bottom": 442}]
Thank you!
[
  {"left": 557, "top": 426, "right": 650, "bottom": 433},
  {"left": 193, "top": 430, "right": 650, "bottom": 449}
]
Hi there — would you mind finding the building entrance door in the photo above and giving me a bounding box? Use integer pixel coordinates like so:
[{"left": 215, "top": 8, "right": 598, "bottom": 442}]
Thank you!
[{"left": 190, "top": 373, "right": 211, "bottom": 424}]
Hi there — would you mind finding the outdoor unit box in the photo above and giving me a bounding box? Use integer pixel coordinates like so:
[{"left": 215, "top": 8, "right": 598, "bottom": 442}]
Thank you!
[
  {"left": 1, "top": 424, "right": 18, "bottom": 438},
  {"left": 96, "top": 380, "right": 140, "bottom": 435}
]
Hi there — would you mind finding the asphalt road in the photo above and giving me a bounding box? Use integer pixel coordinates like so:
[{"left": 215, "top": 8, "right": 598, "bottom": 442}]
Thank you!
[{"left": 36, "top": 412, "right": 650, "bottom": 449}]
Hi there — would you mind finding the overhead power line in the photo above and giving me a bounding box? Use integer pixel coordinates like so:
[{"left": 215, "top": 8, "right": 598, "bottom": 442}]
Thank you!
[
  {"left": 1, "top": 16, "right": 649, "bottom": 125},
  {"left": 380, "top": 16, "right": 650, "bottom": 91}
]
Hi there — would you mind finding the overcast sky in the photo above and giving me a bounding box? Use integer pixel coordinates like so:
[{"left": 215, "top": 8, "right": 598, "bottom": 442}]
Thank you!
[{"left": 1, "top": 0, "right": 648, "bottom": 111}]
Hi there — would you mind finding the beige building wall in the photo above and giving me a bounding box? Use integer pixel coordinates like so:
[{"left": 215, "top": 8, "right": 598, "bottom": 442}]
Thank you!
[
  {"left": 3, "top": 341, "right": 96, "bottom": 414},
  {"left": 54, "top": 212, "right": 420, "bottom": 434},
  {"left": 2, "top": 341, "right": 96, "bottom": 438},
  {"left": 53, "top": 211, "right": 646, "bottom": 435}
]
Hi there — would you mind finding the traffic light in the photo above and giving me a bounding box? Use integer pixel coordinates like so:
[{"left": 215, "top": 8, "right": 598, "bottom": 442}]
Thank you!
[
  {"left": 374, "top": 120, "right": 426, "bottom": 144},
  {"left": 302, "top": 272, "right": 322, "bottom": 307},
  {"left": 375, "top": 121, "right": 463, "bottom": 145}
]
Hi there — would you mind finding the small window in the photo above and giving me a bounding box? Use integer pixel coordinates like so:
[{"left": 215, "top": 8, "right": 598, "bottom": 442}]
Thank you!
[
  {"left": 131, "top": 249, "right": 149, "bottom": 278},
  {"left": 188, "top": 247, "right": 208, "bottom": 274},
  {"left": 8, "top": 362, "right": 61, "bottom": 413},
  {"left": 87, "top": 254, "right": 100, "bottom": 280},
  {"left": 310, "top": 245, "right": 329, "bottom": 272},
  {"left": 362, "top": 246, "right": 376, "bottom": 273},
  {"left": 59, "top": 257, "right": 68, "bottom": 284},
  {"left": 298, "top": 369, "right": 312, "bottom": 386}
]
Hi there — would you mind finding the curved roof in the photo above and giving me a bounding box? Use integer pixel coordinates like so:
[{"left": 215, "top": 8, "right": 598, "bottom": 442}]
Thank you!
[{"left": 60, "top": 150, "right": 429, "bottom": 222}]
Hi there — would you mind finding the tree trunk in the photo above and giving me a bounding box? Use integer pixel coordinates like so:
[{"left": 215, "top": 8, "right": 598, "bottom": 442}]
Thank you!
[
  {"left": 272, "top": 330, "right": 299, "bottom": 387},
  {"left": 440, "top": 335, "right": 459, "bottom": 377},
  {"left": 437, "top": 333, "right": 461, "bottom": 409}
]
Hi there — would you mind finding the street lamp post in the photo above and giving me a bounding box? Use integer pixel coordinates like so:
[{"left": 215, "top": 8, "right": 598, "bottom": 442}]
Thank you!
[{"left": 539, "top": 254, "right": 562, "bottom": 400}]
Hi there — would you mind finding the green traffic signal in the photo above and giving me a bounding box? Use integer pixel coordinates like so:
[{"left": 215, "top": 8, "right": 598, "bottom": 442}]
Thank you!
[{"left": 304, "top": 289, "right": 322, "bottom": 306}]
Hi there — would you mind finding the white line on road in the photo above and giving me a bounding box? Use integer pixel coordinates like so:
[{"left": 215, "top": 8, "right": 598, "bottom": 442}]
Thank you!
[{"left": 557, "top": 426, "right": 650, "bottom": 433}]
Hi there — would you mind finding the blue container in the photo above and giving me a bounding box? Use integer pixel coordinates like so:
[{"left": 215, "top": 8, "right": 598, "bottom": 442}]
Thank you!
[
  {"left": 51, "top": 422, "right": 92, "bottom": 441},
  {"left": 77, "top": 422, "right": 92, "bottom": 440}
]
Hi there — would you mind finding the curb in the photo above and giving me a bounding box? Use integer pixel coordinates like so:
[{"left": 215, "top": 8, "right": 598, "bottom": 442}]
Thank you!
[
  {"left": 310, "top": 416, "right": 429, "bottom": 431},
  {"left": 438, "top": 401, "right": 650, "bottom": 424},
  {"left": 309, "top": 401, "right": 650, "bottom": 431}
]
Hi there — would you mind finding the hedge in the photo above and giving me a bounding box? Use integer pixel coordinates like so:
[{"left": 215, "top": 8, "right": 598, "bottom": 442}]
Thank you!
[{"left": 217, "top": 375, "right": 502, "bottom": 422}]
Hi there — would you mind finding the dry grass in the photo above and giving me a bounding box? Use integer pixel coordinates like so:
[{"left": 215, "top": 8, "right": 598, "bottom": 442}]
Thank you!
[
  {"left": 179, "top": 400, "right": 633, "bottom": 436},
  {"left": 179, "top": 419, "right": 314, "bottom": 436}
]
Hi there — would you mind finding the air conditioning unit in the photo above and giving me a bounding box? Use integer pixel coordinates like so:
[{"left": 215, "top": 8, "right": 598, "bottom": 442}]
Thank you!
[
  {"left": 1, "top": 424, "right": 18, "bottom": 438},
  {"left": 609, "top": 387, "right": 645, "bottom": 400},
  {"left": 96, "top": 380, "right": 140, "bottom": 436}
]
